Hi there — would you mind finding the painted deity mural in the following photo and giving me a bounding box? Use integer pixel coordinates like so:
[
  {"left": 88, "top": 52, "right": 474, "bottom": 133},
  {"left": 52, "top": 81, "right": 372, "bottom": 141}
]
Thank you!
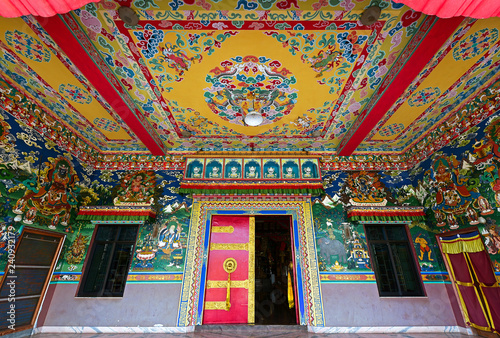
[
  {"left": 313, "top": 170, "right": 445, "bottom": 276},
  {"left": 312, "top": 112, "right": 500, "bottom": 277},
  {"left": 132, "top": 197, "right": 190, "bottom": 272},
  {"left": 12, "top": 155, "right": 79, "bottom": 228},
  {"left": 0, "top": 109, "right": 88, "bottom": 272},
  {"left": 401, "top": 114, "right": 500, "bottom": 271},
  {"left": 0, "top": 109, "right": 191, "bottom": 282},
  {"left": 56, "top": 169, "right": 191, "bottom": 280},
  {"left": 2, "top": 95, "right": 500, "bottom": 290}
]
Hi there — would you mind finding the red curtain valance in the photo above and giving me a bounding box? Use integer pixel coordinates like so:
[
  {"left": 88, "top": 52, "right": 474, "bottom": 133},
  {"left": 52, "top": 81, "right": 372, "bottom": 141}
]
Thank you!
[
  {"left": 347, "top": 206, "right": 426, "bottom": 223},
  {"left": 179, "top": 181, "right": 324, "bottom": 196},
  {"left": 393, "top": 0, "right": 500, "bottom": 19},
  {"left": 0, "top": 0, "right": 98, "bottom": 18},
  {"left": 77, "top": 206, "right": 157, "bottom": 222}
]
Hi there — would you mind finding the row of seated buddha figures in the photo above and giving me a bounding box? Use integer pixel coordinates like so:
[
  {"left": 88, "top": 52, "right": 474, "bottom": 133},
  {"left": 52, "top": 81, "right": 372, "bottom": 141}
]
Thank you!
[{"left": 186, "top": 159, "right": 319, "bottom": 179}]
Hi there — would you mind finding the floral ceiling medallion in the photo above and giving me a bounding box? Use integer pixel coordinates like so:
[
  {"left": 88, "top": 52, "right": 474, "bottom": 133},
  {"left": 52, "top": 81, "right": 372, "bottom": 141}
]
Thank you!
[{"left": 204, "top": 55, "right": 298, "bottom": 127}]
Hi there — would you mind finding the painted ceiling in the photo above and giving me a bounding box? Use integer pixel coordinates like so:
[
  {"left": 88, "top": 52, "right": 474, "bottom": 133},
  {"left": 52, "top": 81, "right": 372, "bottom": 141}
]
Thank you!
[{"left": 0, "top": 0, "right": 499, "bottom": 169}]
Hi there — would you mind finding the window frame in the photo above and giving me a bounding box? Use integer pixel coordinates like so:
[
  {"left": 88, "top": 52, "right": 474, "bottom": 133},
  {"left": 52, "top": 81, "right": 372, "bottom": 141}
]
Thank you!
[
  {"left": 365, "top": 223, "right": 425, "bottom": 297},
  {"left": 77, "top": 223, "right": 139, "bottom": 298}
]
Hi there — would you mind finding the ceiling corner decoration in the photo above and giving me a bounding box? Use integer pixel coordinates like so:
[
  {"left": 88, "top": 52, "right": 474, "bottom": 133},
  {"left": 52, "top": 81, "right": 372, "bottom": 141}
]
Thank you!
[{"left": 0, "top": 0, "right": 499, "bottom": 170}]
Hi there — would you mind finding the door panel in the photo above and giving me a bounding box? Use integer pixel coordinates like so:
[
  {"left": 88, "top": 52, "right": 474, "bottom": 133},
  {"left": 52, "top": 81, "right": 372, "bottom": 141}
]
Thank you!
[
  {"left": 438, "top": 230, "right": 500, "bottom": 334},
  {"left": 0, "top": 227, "right": 64, "bottom": 333},
  {"left": 203, "top": 216, "right": 254, "bottom": 324}
]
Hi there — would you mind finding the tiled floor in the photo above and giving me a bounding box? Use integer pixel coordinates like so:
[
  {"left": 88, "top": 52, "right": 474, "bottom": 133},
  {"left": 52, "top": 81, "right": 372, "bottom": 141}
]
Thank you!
[
  {"left": 23, "top": 325, "right": 484, "bottom": 338},
  {"left": 32, "top": 329, "right": 478, "bottom": 338},
  {"left": 33, "top": 333, "right": 475, "bottom": 338}
]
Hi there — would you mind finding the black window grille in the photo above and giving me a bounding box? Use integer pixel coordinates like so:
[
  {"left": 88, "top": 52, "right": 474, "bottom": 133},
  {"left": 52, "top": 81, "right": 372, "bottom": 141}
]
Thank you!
[
  {"left": 365, "top": 224, "right": 424, "bottom": 297},
  {"left": 78, "top": 224, "right": 138, "bottom": 297}
]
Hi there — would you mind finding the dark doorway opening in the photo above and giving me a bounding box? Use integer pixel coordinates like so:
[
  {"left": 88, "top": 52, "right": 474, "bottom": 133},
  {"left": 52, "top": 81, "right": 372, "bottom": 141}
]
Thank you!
[{"left": 254, "top": 215, "right": 297, "bottom": 325}]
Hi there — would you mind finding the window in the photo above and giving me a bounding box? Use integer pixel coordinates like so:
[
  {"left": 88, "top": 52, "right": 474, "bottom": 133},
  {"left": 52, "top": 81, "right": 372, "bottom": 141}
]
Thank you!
[
  {"left": 365, "top": 224, "right": 424, "bottom": 297},
  {"left": 78, "top": 224, "right": 138, "bottom": 297}
]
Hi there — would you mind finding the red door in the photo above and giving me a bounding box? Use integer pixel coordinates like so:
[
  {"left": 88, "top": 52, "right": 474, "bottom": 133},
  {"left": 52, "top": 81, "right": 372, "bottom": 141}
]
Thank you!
[{"left": 203, "top": 216, "right": 255, "bottom": 324}]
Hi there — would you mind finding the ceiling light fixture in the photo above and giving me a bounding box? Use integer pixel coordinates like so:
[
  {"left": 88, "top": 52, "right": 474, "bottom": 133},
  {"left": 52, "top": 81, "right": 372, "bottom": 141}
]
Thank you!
[
  {"left": 180, "top": 130, "right": 193, "bottom": 137},
  {"left": 118, "top": 6, "right": 139, "bottom": 26},
  {"left": 242, "top": 94, "right": 264, "bottom": 126},
  {"left": 360, "top": 5, "right": 381, "bottom": 26},
  {"left": 311, "top": 130, "right": 322, "bottom": 138},
  {"left": 244, "top": 110, "right": 263, "bottom": 127}
]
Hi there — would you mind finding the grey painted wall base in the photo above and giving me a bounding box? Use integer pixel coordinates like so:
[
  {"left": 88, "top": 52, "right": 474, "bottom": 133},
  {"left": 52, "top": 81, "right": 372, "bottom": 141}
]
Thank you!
[
  {"left": 38, "top": 283, "right": 182, "bottom": 327},
  {"left": 33, "top": 326, "right": 193, "bottom": 334},
  {"left": 37, "top": 279, "right": 464, "bottom": 329},
  {"left": 308, "top": 326, "right": 475, "bottom": 335},
  {"left": 321, "top": 283, "right": 464, "bottom": 327},
  {"left": 1, "top": 328, "right": 32, "bottom": 338}
]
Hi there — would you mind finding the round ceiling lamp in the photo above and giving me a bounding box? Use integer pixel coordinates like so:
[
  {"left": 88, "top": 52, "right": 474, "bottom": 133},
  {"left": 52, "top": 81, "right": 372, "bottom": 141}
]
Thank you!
[
  {"left": 180, "top": 130, "right": 192, "bottom": 137},
  {"left": 118, "top": 6, "right": 139, "bottom": 26},
  {"left": 244, "top": 111, "right": 263, "bottom": 127},
  {"left": 311, "top": 130, "right": 322, "bottom": 138},
  {"left": 360, "top": 5, "right": 381, "bottom": 26}
]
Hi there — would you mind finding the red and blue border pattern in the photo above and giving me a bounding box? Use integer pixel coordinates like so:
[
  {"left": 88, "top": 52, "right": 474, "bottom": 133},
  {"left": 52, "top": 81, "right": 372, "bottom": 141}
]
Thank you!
[
  {"left": 365, "top": 20, "right": 498, "bottom": 150},
  {"left": 22, "top": 16, "right": 137, "bottom": 140}
]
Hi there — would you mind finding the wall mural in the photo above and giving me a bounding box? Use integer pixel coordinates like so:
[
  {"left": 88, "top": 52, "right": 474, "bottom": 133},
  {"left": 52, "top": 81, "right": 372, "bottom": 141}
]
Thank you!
[
  {"left": 313, "top": 114, "right": 500, "bottom": 277},
  {"left": 0, "top": 109, "right": 91, "bottom": 273},
  {"left": 56, "top": 169, "right": 191, "bottom": 280},
  {"left": 401, "top": 114, "right": 500, "bottom": 272},
  {"left": 12, "top": 155, "right": 79, "bottom": 228},
  {"left": 0, "top": 109, "right": 191, "bottom": 281},
  {"left": 313, "top": 170, "right": 447, "bottom": 277},
  {"left": 132, "top": 196, "right": 190, "bottom": 272},
  {"left": 2, "top": 99, "right": 500, "bottom": 287}
]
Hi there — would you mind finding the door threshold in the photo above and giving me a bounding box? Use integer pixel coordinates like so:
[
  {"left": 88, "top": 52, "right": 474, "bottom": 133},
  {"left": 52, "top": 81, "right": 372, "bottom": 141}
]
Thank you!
[{"left": 195, "top": 325, "right": 305, "bottom": 332}]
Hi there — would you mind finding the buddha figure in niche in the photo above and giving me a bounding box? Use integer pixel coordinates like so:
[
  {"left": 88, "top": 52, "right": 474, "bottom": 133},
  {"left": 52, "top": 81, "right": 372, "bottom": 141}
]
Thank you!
[
  {"left": 229, "top": 166, "right": 239, "bottom": 178},
  {"left": 192, "top": 166, "right": 202, "bottom": 178},
  {"left": 209, "top": 166, "right": 220, "bottom": 178},
  {"left": 247, "top": 165, "right": 258, "bottom": 178},
  {"left": 265, "top": 166, "right": 276, "bottom": 178},
  {"left": 303, "top": 166, "right": 312, "bottom": 178}
]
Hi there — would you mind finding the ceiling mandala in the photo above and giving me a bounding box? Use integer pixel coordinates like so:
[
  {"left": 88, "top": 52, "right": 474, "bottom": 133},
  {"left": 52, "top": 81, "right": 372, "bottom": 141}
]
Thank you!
[{"left": 205, "top": 55, "right": 298, "bottom": 127}]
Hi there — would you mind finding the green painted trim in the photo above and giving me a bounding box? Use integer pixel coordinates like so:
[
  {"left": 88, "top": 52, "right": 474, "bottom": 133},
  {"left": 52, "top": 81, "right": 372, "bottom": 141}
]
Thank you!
[
  {"left": 349, "top": 215, "right": 425, "bottom": 222},
  {"left": 76, "top": 215, "right": 153, "bottom": 221}
]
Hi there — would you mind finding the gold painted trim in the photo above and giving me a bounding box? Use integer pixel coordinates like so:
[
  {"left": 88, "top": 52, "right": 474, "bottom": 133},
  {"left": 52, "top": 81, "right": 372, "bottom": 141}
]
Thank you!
[
  {"left": 456, "top": 280, "right": 475, "bottom": 287},
  {"left": 204, "top": 301, "right": 228, "bottom": 311},
  {"left": 207, "top": 280, "right": 249, "bottom": 289},
  {"left": 248, "top": 216, "right": 255, "bottom": 324},
  {"left": 223, "top": 258, "right": 238, "bottom": 273},
  {"left": 210, "top": 242, "right": 248, "bottom": 251},
  {"left": 212, "top": 226, "right": 234, "bottom": 233}
]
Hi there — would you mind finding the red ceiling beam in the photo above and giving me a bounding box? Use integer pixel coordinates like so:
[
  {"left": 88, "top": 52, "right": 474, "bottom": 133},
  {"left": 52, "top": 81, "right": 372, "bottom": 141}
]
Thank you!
[
  {"left": 35, "top": 15, "right": 166, "bottom": 156},
  {"left": 337, "top": 16, "right": 464, "bottom": 156}
]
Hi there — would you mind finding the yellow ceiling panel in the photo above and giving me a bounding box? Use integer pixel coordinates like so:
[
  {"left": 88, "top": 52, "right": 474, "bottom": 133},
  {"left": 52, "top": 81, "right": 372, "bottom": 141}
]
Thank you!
[
  {"left": 0, "top": 17, "right": 132, "bottom": 141},
  {"left": 374, "top": 17, "right": 500, "bottom": 141}
]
